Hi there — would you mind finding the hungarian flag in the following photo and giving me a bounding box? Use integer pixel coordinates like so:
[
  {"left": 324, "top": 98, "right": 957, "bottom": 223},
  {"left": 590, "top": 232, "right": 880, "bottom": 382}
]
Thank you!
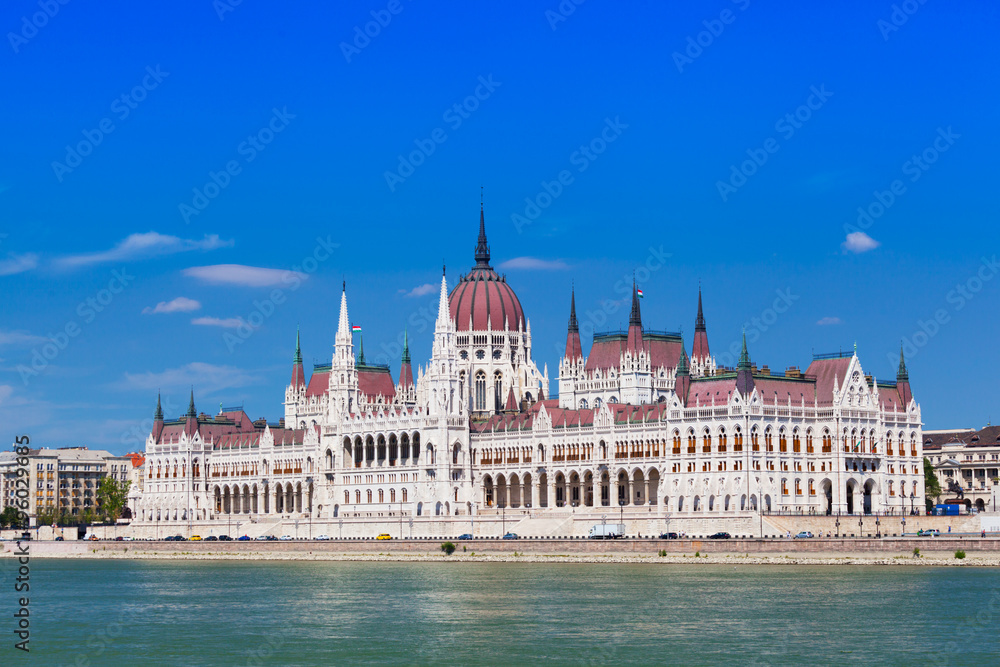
[
  {"left": 352, "top": 325, "right": 362, "bottom": 332},
  {"left": 636, "top": 289, "right": 644, "bottom": 298}
]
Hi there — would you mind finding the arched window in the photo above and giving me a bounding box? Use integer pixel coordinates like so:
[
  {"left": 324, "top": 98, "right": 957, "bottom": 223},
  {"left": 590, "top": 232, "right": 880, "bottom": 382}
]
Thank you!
[
  {"left": 367, "top": 489, "right": 373, "bottom": 503},
  {"left": 390, "top": 488, "right": 396, "bottom": 502},
  {"left": 355, "top": 490, "right": 361, "bottom": 504},
  {"left": 494, "top": 371, "right": 503, "bottom": 412},
  {"left": 475, "top": 371, "right": 486, "bottom": 411},
  {"left": 378, "top": 489, "right": 384, "bottom": 503},
  {"left": 344, "top": 490, "right": 349, "bottom": 503},
  {"left": 579, "top": 398, "right": 588, "bottom": 409},
  {"left": 402, "top": 488, "right": 408, "bottom": 502}
]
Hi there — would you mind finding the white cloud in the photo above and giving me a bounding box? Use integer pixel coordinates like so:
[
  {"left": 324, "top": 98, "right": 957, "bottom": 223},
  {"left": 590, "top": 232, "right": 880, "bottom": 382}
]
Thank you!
[
  {"left": 497, "top": 257, "right": 570, "bottom": 270},
  {"left": 121, "top": 361, "right": 258, "bottom": 395},
  {"left": 0, "top": 385, "right": 13, "bottom": 405},
  {"left": 192, "top": 316, "right": 244, "bottom": 328},
  {"left": 816, "top": 317, "right": 843, "bottom": 326},
  {"left": 399, "top": 283, "right": 436, "bottom": 298},
  {"left": 0, "top": 252, "right": 38, "bottom": 276},
  {"left": 142, "top": 297, "right": 202, "bottom": 315},
  {"left": 56, "top": 232, "right": 233, "bottom": 268},
  {"left": 0, "top": 329, "right": 46, "bottom": 346},
  {"left": 842, "top": 231, "right": 880, "bottom": 254},
  {"left": 183, "top": 264, "right": 306, "bottom": 287}
]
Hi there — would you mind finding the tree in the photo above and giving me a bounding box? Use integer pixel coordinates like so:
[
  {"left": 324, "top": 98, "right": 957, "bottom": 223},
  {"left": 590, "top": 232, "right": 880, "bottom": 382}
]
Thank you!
[
  {"left": 924, "top": 457, "right": 942, "bottom": 512},
  {"left": 0, "top": 506, "right": 21, "bottom": 529},
  {"left": 96, "top": 476, "right": 132, "bottom": 523}
]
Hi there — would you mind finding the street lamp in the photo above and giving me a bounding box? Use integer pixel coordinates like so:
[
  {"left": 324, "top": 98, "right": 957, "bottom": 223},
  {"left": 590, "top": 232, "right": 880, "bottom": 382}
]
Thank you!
[
  {"left": 859, "top": 515, "right": 864, "bottom": 537},
  {"left": 901, "top": 515, "right": 906, "bottom": 536},
  {"left": 910, "top": 493, "right": 915, "bottom": 516},
  {"left": 876, "top": 515, "right": 881, "bottom": 539},
  {"left": 835, "top": 517, "right": 840, "bottom": 538}
]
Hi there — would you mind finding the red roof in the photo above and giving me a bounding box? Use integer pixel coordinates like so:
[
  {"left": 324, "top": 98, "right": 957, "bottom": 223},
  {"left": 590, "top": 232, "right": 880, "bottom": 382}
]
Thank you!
[
  {"left": 803, "top": 357, "right": 852, "bottom": 405},
  {"left": 358, "top": 366, "right": 396, "bottom": 401},
  {"left": 306, "top": 367, "right": 330, "bottom": 398},
  {"left": 584, "top": 334, "right": 683, "bottom": 372}
]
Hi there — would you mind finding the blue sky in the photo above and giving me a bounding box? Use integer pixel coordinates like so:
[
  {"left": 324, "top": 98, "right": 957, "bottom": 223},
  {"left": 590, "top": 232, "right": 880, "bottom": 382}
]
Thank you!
[{"left": 1, "top": 1, "right": 998, "bottom": 453}]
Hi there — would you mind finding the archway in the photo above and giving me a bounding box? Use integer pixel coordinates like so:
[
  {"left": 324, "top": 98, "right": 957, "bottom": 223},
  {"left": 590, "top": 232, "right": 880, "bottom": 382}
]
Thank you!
[
  {"left": 846, "top": 483, "right": 855, "bottom": 515},
  {"left": 863, "top": 480, "right": 875, "bottom": 515},
  {"left": 821, "top": 479, "right": 833, "bottom": 515}
]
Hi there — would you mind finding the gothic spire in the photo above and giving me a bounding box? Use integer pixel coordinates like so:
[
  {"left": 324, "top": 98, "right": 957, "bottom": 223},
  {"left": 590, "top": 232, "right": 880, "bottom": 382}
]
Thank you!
[
  {"left": 154, "top": 392, "right": 163, "bottom": 420},
  {"left": 738, "top": 330, "right": 751, "bottom": 370},
  {"left": 695, "top": 286, "right": 706, "bottom": 331},
  {"left": 676, "top": 345, "right": 690, "bottom": 376},
  {"left": 357, "top": 332, "right": 366, "bottom": 365},
  {"left": 294, "top": 326, "right": 302, "bottom": 364},
  {"left": 568, "top": 286, "right": 579, "bottom": 333},
  {"left": 897, "top": 342, "right": 908, "bottom": 381},
  {"left": 629, "top": 281, "right": 642, "bottom": 328},
  {"left": 402, "top": 328, "right": 411, "bottom": 364},
  {"left": 474, "top": 202, "right": 491, "bottom": 268},
  {"left": 736, "top": 330, "right": 755, "bottom": 397},
  {"left": 187, "top": 388, "right": 196, "bottom": 418}
]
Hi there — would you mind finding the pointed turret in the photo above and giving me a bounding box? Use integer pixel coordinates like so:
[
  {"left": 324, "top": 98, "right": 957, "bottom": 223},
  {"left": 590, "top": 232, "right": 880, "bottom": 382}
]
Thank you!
[
  {"left": 291, "top": 327, "right": 305, "bottom": 388},
  {"left": 357, "top": 331, "right": 366, "bottom": 365},
  {"left": 675, "top": 343, "right": 691, "bottom": 403},
  {"left": 627, "top": 281, "right": 643, "bottom": 354},
  {"left": 735, "top": 331, "right": 755, "bottom": 397},
  {"left": 184, "top": 388, "right": 198, "bottom": 436},
  {"left": 399, "top": 329, "right": 414, "bottom": 389},
  {"left": 692, "top": 286, "right": 711, "bottom": 363},
  {"left": 564, "top": 288, "right": 583, "bottom": 360},
  {"left": 896, "top": 343, "right": 912, "bottom": 407},
  {"left": 152, "top": 392, "right": 164, "bottom": 441},
  {"left": 504, "top": 386, "right": 518, "bottom": 413},
  {"left": 474, "top": 203, "right": 491, "bottom": 268},
  {"left": 435, "top": 266, "right": 452, "bottom": 332}
]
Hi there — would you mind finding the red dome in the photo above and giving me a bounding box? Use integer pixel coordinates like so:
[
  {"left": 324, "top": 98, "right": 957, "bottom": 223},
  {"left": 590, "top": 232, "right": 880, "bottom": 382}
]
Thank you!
[
  {"left": 448, "top": 206, "right": 525, "bottom": 332},
  {"left": 449, "top": 267, "right": 524, "bottom": 332}
]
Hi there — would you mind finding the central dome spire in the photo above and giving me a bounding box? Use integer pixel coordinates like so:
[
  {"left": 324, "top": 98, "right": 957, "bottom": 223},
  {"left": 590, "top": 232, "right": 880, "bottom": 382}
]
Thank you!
[{"left": 474, "top": 201, "right": 491, "bottom": 268}]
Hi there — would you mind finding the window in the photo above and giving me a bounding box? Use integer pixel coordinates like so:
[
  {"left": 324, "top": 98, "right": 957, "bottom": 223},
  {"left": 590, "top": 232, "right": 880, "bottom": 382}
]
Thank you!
[
  {"left": 475, "top": 371, "right": 486, "bottom": 411},
  {"left": 460, "top": 350, "right": 468, "bottom": 360},
  {"left": 367, "top": 490, "right": 373, "bottom": 503},
  {"left": 493, "top": 349, "right": 502, "bottom": 360},
  {"left": 476, "top": 350, "right": 485, "bottom": 360},
  {"left": 494, "top": 371, "right": 503, "bottom": 411}
]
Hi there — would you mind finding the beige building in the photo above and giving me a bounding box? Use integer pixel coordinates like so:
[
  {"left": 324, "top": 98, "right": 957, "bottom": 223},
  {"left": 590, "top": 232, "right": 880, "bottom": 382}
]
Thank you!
[
  {"left": 9, "top": 448, "right": 133, "bottom": 523},
  {"left": 924, "top": 426, "right": 1000, "bottom": 513}
]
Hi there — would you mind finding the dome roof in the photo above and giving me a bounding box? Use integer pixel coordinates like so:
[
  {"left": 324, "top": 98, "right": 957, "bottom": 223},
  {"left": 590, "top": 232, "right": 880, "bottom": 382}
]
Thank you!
[{"left": 448, "top": 207, "right": 525, "bottom": 332}]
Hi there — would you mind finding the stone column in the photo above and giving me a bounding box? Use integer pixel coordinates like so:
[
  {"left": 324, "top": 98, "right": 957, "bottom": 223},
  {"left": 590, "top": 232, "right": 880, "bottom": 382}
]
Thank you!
[
  {"left": 644, "top": 480, "right": 650, "bottom": 506},
  {"left": 530, "top": 479, "right": 538, "bottom": 508},
  {"left": 547, "top": 476, "right": 556, "bottom": 508},
  {"left": 628, "top": 478, "right": 634, "bottom": 506},
  {"left": 592, "top": 475, "right": 600, "bottom": 508}
]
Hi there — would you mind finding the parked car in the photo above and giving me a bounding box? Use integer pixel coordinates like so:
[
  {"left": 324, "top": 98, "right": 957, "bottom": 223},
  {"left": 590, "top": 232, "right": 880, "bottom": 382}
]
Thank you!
[
  {"left": 794, "top": 531, "right": 814, "bottom": 539},
  {"left": 708, "top": 532, "right": 731, "bottom": 539},
  {"left": 54, "top": 536, "right": 64, "bottom": 541},
  {"left": 502, "top": 532, "right": 519, "bottom": 540},
  {"left": 278, "top": 535, "right": 293, "bottom": 541},
  {"left": 376, "top": 533, "right": 392, "bottom": 540},
  {"left": 190, "top": 535, "right": 202, "bottom": 541},
  {"left": 457, "top": 534, "right": 473, "bottom": 540},
  {"left": 204, "top": 536, "right": 218, "bottom": 541},
  {"left": 237, "top": 535, "right": 251, "bottom": 541},
  {"left": 174, "top": 535, "right": 187, "bottom": 541},
  {"left": 114, "top": 536, "right": 124, "bottom": 541},
  {"left": 86, "top": 534, "right": 99, "bottom": 541},
  {"left": 265, "top": 535, "right": 278, "bottom": 541},
  {"left": 254, "top": 535, "right": 269, "bottom": 541},
  {"left": 314, "top": 534, "right": 331, "bottom": 541},
  {"left": 122, "top": 536, "right": 133, "bottom": 541},
  {"left": 659, "top": 532, "right": 679, "bottom": 540},
  {"left": 217, "top": 535, "right": 233, "bottom": 541},
  {"left": 918, "top": 529, "right": 940, "bottom": 537}
]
